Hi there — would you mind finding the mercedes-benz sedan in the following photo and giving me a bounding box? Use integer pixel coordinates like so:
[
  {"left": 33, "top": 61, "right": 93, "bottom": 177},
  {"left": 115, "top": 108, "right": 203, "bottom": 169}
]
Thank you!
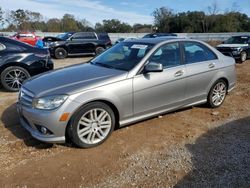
[{"left": 17, "top": 37, "right": 236, "bottom": 148}]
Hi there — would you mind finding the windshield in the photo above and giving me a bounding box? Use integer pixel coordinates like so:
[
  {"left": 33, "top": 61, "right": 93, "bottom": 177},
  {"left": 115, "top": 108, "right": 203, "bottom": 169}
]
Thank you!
[
  {"left": 224, "top": 36, "right": 250, "bottom": 44},
  {"left": 91, "top": 42, "right": 154, "bottom": 71},
  {"left": 56, "top": 33, "right": 73, "bottom": 40}
]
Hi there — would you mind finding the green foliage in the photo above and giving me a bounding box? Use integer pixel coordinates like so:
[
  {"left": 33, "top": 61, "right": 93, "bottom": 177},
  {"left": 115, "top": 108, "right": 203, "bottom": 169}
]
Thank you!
[
  {"left": 153, "top": 6, "right": 250, "bottom": 33},
  {"left": 95, "top": 19, "right": 132, "bottom": 33},
  {"left": 0, "top": 6, "right": 250, "bottom": 33}
]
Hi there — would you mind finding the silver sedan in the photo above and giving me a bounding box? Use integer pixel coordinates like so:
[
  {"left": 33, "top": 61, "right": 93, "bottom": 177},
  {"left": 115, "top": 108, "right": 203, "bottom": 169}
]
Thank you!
[{"left": 17, "top": 38, "right": 236, "bottom": 148}]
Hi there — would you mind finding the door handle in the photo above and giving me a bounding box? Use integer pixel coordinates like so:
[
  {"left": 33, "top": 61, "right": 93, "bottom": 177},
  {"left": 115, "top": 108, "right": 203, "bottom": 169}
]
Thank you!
[
  {"left": 208, "top": 63, "right": 215, "bottom": 68},
  {"left": 174, "top": 70, "right": 184, "bottom": 77}
]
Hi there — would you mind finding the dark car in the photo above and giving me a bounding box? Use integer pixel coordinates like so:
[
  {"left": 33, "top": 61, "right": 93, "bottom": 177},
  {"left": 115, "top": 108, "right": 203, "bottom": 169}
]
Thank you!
[
  {"left": 47, "top": 32, "right": 112, "bottom": 59},
  {"left": 216, "top": 35, "right": 250, "bottom": 63},
  {"left": 142, "top": 33, "right": 177, "bottom": 38},
  {"left": 0, "top": 37, "right": 53, "bottom": 92}
]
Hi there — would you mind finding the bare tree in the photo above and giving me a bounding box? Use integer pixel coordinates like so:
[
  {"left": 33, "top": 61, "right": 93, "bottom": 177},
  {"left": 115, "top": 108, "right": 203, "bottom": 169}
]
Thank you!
[{"left": 208, "top": 1, "right": 220, "bottom": 15}]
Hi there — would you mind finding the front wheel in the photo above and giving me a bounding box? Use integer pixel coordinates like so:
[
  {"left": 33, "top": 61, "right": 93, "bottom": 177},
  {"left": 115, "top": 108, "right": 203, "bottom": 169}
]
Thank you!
[
  {"left": 207, "top": 79, "right": 227, "bottom": 108},
  {"left": 1, "top": 66, "right": 30, "bottom": 92},
  {"left": 54, "top": 47, "right": 68, "bottom": 59},
  {"left": 240, "top": 51, "right": 247, "bottom": 63},
  {"left": 68, "top": 102, "right": 115, "bottom": 148}
]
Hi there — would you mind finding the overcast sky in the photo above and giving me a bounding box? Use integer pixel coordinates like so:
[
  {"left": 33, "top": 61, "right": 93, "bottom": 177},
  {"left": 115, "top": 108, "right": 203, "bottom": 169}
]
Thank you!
[{"left": 1, "top": 0, "right": 250, "bottom": 25}]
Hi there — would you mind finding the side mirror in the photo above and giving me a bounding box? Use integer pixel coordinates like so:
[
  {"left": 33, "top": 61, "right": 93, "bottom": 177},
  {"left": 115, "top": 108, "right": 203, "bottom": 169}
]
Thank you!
[
  {"left": 67, "top": 37, "right": 73, "bottom": 41},
  {"left": 144, "top": 62, "right": 163, "bottom": 73}
]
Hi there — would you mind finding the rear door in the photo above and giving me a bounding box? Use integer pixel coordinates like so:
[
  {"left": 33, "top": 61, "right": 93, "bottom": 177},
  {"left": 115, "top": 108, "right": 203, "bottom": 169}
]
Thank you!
[
  {"left": 182, "top": 41, "right": 219, "bottom": 103},
  {"left": 133, "top": 42, "right": 187, "bottom": 117}
]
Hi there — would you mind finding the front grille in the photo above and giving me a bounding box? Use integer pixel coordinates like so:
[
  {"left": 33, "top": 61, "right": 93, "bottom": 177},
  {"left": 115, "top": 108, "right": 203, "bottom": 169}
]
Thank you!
[
  {"left": 217, "top": 47, "right": 233, "bottom": 53},
  {"left": 19, "top": 88, "right": 34, "bottom": 107}
]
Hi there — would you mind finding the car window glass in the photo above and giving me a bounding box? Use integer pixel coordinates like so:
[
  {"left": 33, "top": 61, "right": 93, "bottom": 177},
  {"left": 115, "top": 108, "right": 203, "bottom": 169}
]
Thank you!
[
  {"left": 149, "top": 42, "right": 181, "bottom": 69},
  {"left": 97, "top": 33, "right": 110, "bottom": 40},
  {"left": 0, "top": 43, "right": 6, "bottom": 51},
  {"left": 4, "top": 42, "right": 26, "bottom": 51},
  {"left": 91, "top": 42, "right": 153, "bottom": 71},
  {"left": 183, "top": 42, "right": 217, "bottom": 64},
  {"left": 72, "top": 32, "right": 96, "bottom": 40}
]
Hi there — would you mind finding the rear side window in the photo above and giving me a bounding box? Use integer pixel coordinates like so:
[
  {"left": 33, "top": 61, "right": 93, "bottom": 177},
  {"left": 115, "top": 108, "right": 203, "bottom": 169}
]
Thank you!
[
  {"left": 0, "top": 43, "right": 6, "bottom": 51},
  {"left": 72, "top": 32, "right": 97, "bottom": 40},
  {"left": 183, "top": 42, "right": 217, "bottom": 64},
  {"left": 149, "top": 42, "right": 181, "bottom": 68}
]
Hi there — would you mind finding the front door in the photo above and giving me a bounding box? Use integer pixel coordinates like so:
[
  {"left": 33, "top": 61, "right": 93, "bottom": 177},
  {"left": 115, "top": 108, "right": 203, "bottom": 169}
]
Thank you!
[
  {"left": 67, "top": 32, "right": 97, "bottom": 54},
  {"left": 133, "top": 42, "right": 187, "bottom": 117}
]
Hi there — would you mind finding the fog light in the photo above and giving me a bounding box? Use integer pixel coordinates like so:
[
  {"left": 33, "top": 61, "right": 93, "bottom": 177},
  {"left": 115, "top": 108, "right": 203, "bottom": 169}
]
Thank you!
[{"left": 41, "top": 127, "right": 48, "bottom": 134}]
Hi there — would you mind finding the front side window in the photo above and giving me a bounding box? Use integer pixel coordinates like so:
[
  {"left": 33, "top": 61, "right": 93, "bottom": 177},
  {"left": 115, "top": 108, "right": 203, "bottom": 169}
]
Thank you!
[
  {"left": 91, "top": 42, "right": 154, "bottom": 71},
  {"left": 148, "top": 42, "right": 181, "bottom": 68},
  {"left": 183, "top": 42, "right": 217, "bottom": 64}
]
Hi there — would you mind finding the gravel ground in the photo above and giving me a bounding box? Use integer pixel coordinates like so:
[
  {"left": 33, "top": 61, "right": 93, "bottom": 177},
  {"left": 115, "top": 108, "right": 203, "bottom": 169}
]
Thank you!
[{"left": 0, "top": 57, "right": 249, "bottom": 187}]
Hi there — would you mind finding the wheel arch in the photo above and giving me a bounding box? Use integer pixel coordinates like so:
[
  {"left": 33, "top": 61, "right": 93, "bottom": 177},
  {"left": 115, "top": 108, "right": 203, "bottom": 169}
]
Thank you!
[
  {"left": 65, "top": 99, "right": 120, "bottom": 140},
  {"left": 0, "top": 62, "right": 30, "bottom": 75}
]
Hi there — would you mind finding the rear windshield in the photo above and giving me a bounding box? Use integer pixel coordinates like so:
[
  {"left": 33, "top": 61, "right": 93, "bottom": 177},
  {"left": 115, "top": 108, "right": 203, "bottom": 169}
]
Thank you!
[{"left": 97, "top": 33, "right": 110, "bottom": 40}]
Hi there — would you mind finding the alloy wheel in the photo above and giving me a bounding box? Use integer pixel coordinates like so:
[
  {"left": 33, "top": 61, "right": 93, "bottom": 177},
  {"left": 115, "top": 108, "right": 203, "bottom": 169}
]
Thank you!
[
  {"left": 211, "top": 82, "right": 227, "bottom": 106},
  {"left": 4, "top": 68, "right": 29, "bottom": 90},
  {"left": 77, "top": 108, "right": 112, "bottom": 144}
]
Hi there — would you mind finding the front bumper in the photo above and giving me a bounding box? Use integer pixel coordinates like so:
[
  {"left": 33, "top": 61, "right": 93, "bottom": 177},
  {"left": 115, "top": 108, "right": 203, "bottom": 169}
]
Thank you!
[
  {"left": 17, "top": 97, "right": 81, "bottom": 144},
  {"left": 217, "top": 48, "right": 241, "bottom": 59}
]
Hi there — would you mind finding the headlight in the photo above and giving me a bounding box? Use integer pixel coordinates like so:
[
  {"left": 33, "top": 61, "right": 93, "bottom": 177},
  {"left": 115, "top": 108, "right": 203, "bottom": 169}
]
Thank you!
[
  {"left": 232, "top": 47, "right": 241, "bottom": 51},
  {"left": 33, "top": 95, "right": 68, "bottom": 110}
]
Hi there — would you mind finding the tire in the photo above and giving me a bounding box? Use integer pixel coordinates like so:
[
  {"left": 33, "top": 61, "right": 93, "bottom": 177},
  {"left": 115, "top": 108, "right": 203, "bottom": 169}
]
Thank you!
[
  {"left": 54, "top": 47, "right": 67, "bottom": 59},
  {"left": 240, "top": 51, "right": 247, "bottom": 63},
  {"left": 95, "top": 47, "right": 105, "bottom": 55},
  {"left": 207, "top": 79, "right": 227, "bottom": 108},
  {"left": 0, "top": 66, "right": 30, "bottom": 92},
  {"left": 68, "top": 102, "right": 115, "bottom": 148}
]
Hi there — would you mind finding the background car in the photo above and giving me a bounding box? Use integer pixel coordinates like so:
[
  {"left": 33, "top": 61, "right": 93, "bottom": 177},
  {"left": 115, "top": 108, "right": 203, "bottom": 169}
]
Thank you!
[
  {"left": 47, "top": 32, "right": 112, "bottom": 59},
  {"left": 11, "top": 32, "right": 42, "bottom": 46},
  {"left": 142, "top": 33, "right": 177, "bottom": 38},
  {"left": 18, "top": 37, "right": 236, "bottom": 148},
  {"left": 216, "top": 35, "right": 250, "bottom": 63},
  {"left": 0, "top": 37, "right": 53, "bottom": 92},
  {"left": 115, "top": 37, "right": 138, "bottom": 44},
  {"left": 43, "top": 32, "right": 75, "bottom": 47}
]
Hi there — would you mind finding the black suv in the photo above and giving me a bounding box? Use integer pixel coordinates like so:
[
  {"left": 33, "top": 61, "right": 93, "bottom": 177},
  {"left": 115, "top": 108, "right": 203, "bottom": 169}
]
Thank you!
[
  {"left": 47, "top": 32, "right": 112, "bottom": 59},
  {"left": 142, "top": 33, "right": 177, "bottom": 38},
  {"left": 216, "top": 35, "right": 250, "bottom": 63}
]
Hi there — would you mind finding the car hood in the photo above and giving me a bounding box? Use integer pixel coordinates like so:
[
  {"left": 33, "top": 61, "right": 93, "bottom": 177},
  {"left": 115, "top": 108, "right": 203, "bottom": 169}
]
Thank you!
[
  {"left": 217, "top": 44, "right": 249, "bottom": 48},
  {"left": 23, "top": 63, "right": 127, "bottom": 97}
]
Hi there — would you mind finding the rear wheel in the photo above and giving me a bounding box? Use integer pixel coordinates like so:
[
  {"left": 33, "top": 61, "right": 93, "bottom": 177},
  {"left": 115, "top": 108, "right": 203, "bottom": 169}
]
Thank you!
[
  {"left": 0, "top": 66, "right": 30, "bottom": 92},
  {"left": 207, "top": 79, "right": 227, "bottom": 108},
  {"left": 55, "top": 47, "right": 67, "bottom": 59},
  {"left": 68, "top": 102, "right": 115, "bottom": 148},
  {"left": 95, "top": 47, "right": 105, "bottom": 55},
  {"left": 240, "top": 51, "right": 247, "bottom": 63}
]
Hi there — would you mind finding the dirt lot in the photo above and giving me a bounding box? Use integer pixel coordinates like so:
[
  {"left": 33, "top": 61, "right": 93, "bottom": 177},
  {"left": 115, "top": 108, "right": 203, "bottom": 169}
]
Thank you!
[{"left": 0, "top": 57, "right": 249, "bottom": 187}]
